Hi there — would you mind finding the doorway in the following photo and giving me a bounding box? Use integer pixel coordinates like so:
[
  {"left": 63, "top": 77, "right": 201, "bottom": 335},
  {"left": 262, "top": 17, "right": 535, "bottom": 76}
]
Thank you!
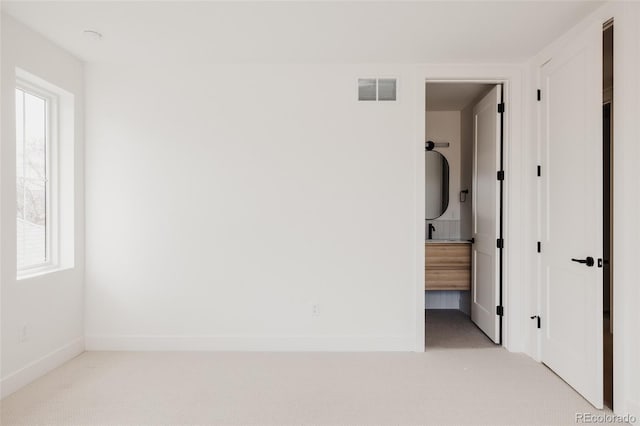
[{"left": 424, "top": 81, "right": 504, "bottom": 349}]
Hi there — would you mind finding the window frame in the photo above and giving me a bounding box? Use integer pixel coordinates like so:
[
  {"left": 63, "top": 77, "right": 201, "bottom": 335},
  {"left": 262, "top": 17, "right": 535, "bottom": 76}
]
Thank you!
[{"left": 16, "top": 78, "right": 59, "bottom": 278}]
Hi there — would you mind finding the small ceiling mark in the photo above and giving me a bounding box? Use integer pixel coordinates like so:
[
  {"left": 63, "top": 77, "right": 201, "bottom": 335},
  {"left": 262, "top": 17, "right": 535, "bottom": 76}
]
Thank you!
[{"left": 83, "top": 30, "right": 103, "bottom": 41}]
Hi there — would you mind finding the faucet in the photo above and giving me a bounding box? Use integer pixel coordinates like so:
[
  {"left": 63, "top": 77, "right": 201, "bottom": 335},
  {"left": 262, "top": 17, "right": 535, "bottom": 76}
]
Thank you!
[{"left": 428, "top": 223, "right": 436, "bottom": 240}]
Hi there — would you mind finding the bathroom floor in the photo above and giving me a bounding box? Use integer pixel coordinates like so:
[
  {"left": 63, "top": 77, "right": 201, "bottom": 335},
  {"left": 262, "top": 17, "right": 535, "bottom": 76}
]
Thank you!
[{"left": 425, "top": 309, "right": 497, "bottom": 350}]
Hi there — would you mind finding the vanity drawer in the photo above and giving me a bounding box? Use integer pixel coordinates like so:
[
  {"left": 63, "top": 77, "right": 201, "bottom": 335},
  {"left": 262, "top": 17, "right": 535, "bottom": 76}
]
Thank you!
[
  {"left": 425, "top": 243, "right": 471, "bottom": 269},
  {"left": 425, "top": 269, "right": 471, "bottom": 291}
]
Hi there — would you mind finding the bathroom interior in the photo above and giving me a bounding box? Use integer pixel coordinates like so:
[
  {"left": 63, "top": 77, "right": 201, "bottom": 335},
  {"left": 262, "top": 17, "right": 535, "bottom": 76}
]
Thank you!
[{"left": 424, "top": 82, "right": 497, "bottom": 349}]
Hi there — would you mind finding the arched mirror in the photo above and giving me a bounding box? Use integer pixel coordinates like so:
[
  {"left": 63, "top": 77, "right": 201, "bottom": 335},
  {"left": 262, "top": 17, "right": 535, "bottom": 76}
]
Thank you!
[{"left": 425, "top": 150, "right": 450, "bottom": 220}]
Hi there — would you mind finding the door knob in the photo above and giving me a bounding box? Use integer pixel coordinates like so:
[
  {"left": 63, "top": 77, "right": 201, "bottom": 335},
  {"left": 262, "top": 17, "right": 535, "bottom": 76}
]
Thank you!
[{"left": 571, "top": 256, "right": 595, "bottom": 267}]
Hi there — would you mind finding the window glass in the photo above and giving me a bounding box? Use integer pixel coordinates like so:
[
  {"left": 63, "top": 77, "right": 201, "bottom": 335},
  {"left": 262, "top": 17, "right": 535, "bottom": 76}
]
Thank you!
[{"left": 16, "top": 87, "right": 48, "bottom": 269}]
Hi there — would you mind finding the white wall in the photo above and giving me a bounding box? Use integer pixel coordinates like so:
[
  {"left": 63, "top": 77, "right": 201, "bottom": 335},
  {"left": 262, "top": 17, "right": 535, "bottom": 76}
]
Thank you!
[
  {"left": 84, "top": 64, "right": 419, "bottom": 351},
  {"left": 0, "top": 15, "right": 85, "bottom": 398},
  {"left": 425, "top": 111, "right": 461, "bottom": 240}
]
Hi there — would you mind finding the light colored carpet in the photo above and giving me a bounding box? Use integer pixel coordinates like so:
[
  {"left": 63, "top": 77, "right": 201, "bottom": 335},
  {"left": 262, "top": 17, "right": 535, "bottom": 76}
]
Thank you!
[{"left": 1, "top": 312, "right": 614, "bottom": 425}]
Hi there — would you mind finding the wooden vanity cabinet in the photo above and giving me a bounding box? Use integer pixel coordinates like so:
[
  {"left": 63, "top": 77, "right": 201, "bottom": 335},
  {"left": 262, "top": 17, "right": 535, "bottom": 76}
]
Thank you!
[{"left": 425, "top": 243, "right": 471, "bottom": 290}]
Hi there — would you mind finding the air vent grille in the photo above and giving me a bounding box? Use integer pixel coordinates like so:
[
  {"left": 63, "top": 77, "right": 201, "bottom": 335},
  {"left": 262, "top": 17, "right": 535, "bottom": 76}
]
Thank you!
[{"left": 358, "top": 78, "right": 397, "bottom": 101}]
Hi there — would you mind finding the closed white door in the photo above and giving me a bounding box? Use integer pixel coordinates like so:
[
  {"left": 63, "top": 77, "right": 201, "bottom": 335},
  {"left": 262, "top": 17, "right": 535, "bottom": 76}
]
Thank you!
[
  {"left": 540, "top": 21, "right": 603, "bottom": 409},
  {"left": 471, "top": 85, "right": 502, "bottom": 344}
]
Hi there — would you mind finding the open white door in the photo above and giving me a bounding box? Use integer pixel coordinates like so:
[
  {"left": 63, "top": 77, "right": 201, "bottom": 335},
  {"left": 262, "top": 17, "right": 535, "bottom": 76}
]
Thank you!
[
  {"left": 540, "top": 22, "right": 603, "bottom": 408},
  {"left": 471, "top": 85, "right": 502, "bottom": 344}
]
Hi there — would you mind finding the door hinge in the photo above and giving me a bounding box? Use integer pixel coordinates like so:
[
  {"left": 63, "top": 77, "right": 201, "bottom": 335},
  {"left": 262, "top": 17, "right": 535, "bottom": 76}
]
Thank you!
[
  {"left": 537, "top": 89, "right": 541, "bottom": 101},
  {"left": 537, "top": 165, "right": 541, "bottom": 177},
  {"left": 530, "top": 315, "right": 541, "bottom": 328},
  {"left": 497, "top": 170, "right": 505, "bottom": 181},
  {"left": 497, "top": 238, "right": 504, "bottom": 249},
  {"left": 537, "top": 241, "right": 541, "bottom": 253},
  {"left": 498, "top": 102, "right": 505, "bottom": 113},
  {"left": 496, "top": 306, "right": 504, "bottom": 316}
]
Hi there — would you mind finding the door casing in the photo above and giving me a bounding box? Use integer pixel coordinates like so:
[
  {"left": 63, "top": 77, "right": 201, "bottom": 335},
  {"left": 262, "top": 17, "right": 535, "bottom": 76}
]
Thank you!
[{"left": 416, "top": 71, "right": 520, "bottom": 353}]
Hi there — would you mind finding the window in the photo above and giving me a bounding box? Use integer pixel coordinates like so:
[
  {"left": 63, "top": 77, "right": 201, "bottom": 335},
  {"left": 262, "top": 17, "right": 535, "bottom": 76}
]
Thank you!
[{"left": 16, "top": 83, "right": 54, "bottom": 272}]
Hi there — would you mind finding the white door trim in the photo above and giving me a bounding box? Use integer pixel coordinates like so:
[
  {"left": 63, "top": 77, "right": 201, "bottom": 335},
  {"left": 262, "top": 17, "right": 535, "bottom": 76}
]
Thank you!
[{"left": 414, "top": 65, "right": 528, "bottom": 354}]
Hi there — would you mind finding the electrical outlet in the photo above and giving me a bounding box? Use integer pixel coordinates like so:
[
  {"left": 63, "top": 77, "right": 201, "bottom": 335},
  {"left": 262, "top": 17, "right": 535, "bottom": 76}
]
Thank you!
[
  {"left": 312, "top": 304, "right": 320, "bottom": 317},
  {"left": 20, "top": 324, "right": 28, "bottom": 342}
]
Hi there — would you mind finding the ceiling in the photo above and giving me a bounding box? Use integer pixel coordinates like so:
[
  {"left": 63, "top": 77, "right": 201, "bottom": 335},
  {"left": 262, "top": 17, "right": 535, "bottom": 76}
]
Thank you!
[
  {"left": 1, "top": 1, "right": 603, "bottom": 64},
  {"left": 426, "top": 83, "right": 494, "bottom": 111}
]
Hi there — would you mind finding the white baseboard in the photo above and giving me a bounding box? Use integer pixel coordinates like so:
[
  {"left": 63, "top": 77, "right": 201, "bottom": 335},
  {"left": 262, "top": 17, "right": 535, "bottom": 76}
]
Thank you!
[
  {"left": 0, "top": 337, "right": 84, "bottom": 399},
  {"left": 85, "top": 334, "right": 415, "bottom": 352}
]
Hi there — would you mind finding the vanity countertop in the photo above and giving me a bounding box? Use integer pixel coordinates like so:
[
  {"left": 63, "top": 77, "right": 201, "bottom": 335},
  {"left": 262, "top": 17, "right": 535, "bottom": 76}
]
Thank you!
[{"left": 425, "top": 239, "right": 471, "bottom": 244}]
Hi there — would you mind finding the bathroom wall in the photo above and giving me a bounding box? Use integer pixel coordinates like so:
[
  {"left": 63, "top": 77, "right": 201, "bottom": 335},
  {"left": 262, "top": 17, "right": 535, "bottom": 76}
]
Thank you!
[
  {"left": 425, "top": 111, "right": 461, "bottom": 240},
  {"left": 425, "top": 103, "right": 477, "bottom": 313},
  {"left": 425, "top": 111, "right": 466, "bottom": 312},
  {"left": 425, "top": 290, "right": 470, "bottom": 313}
]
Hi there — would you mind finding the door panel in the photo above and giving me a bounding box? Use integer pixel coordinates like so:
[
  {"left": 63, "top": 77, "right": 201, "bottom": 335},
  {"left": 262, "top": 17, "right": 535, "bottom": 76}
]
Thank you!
[
  {"left": 540, "top": 21, "right": 603, "bottom": 409},
  {"left": 471, "top": 85, "right": 501, "bottom": 343}
]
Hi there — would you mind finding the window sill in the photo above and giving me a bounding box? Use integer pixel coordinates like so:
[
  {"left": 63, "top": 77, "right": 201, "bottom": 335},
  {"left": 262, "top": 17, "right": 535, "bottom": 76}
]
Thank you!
[{"left": 17, "top": 265, "right": 72, "bottom": 281}]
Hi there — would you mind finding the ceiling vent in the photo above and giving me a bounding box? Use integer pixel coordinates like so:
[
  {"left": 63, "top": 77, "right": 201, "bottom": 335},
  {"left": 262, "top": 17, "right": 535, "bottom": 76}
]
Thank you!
[{"left": 358, "top": 78, "right": 397, "bottom": 101}]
